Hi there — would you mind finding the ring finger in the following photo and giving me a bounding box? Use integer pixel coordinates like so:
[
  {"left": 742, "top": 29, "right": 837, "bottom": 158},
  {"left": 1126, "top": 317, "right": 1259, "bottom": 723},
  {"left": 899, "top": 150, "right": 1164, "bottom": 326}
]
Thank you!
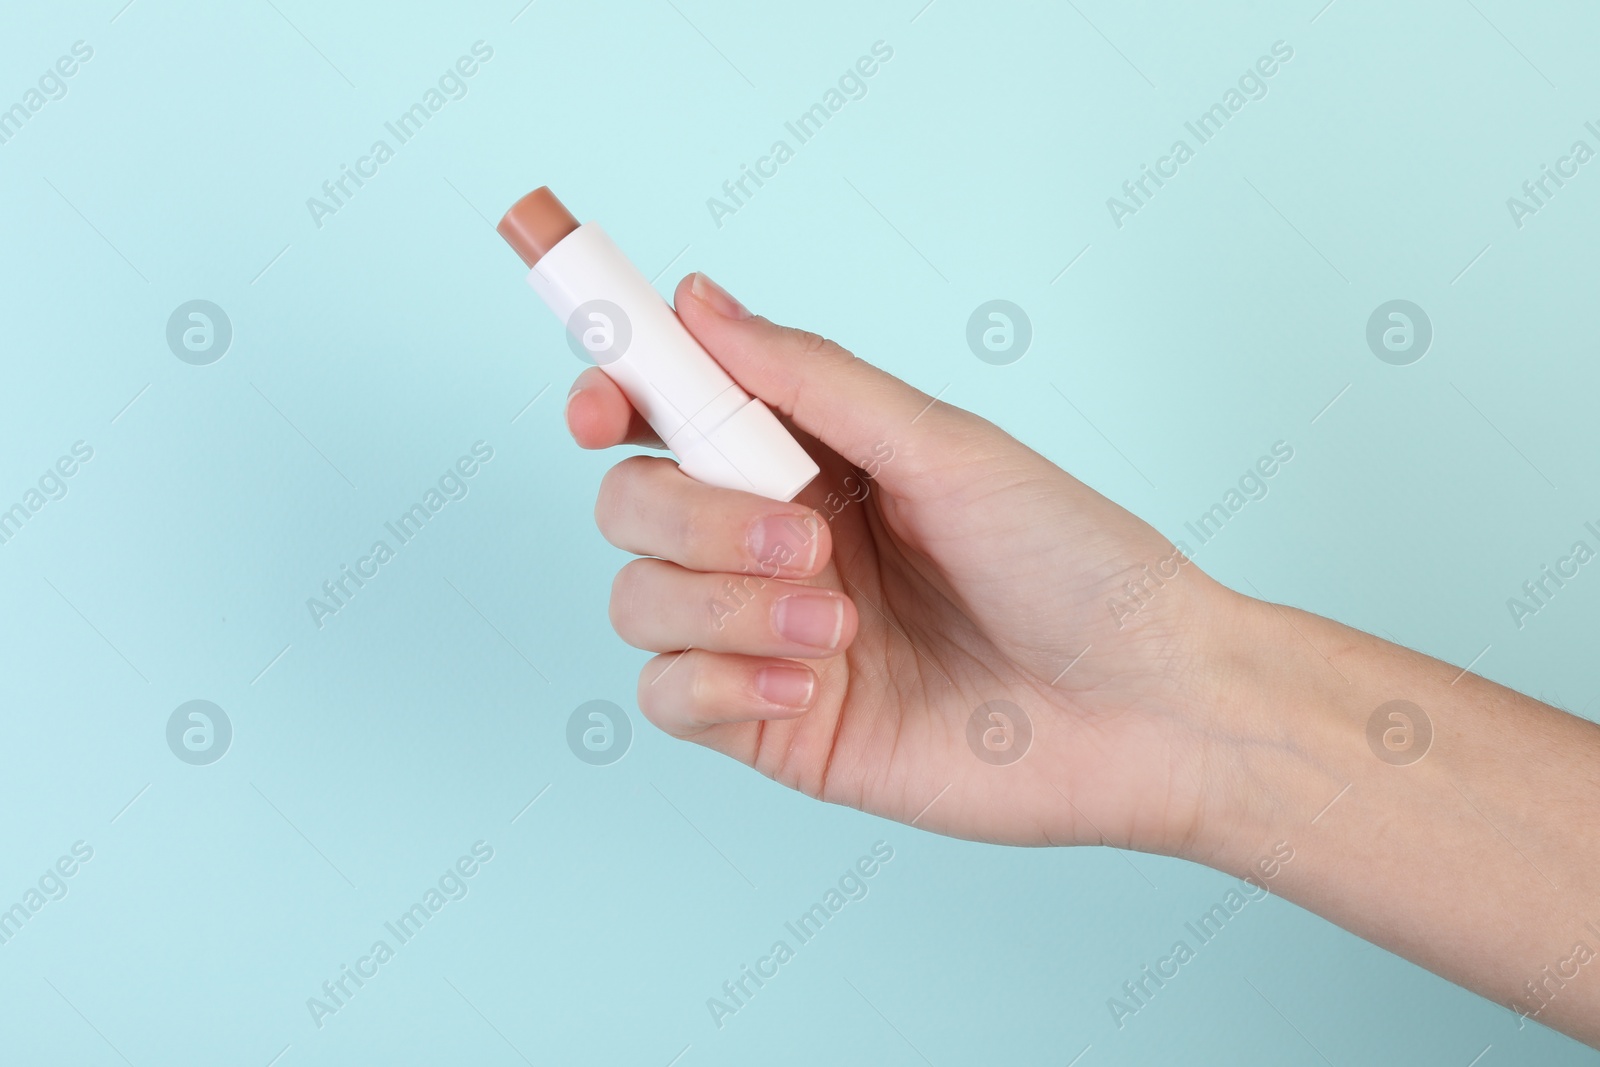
[{"left": 610, "top": 557, "right": 857, "bottom": 658}]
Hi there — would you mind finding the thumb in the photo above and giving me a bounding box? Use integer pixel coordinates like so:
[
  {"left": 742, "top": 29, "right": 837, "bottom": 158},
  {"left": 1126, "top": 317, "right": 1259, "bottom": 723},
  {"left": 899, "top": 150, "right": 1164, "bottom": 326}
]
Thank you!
[{"left": 674, "top": 272, "right": 965, "bottom": 488}]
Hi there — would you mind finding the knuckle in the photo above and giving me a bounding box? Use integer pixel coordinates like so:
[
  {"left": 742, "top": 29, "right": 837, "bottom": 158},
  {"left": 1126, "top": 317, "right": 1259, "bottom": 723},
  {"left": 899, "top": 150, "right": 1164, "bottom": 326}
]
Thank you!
[
  {"left": 597, "top": 456, "right": 676, "bottom": 549},
  {"left": 607, "top": 559, "right": 654, "bottom": 641},
  {"left": 593, "top": 470, "right": 627, "bottom": 542},
  {"left": 672, "top": 495, "right": 716, "bottom": 556},
  {"left": 595, "top": 455, "right": 649, "bottom": 522},
  {"left": 791, "top": 328, "right": 838, "bottom": 358},
  {"left": 682, "top": 654, "right": 716, "bottom": 713},
  {"left": 707, "top": 572, "right": 765, "bottom": 635},
  {"left": 635, "top": 657, "right": 670, "bottom": 725},
  {"left": 637, "top": 651, "right": 707, "bottom": 737}
]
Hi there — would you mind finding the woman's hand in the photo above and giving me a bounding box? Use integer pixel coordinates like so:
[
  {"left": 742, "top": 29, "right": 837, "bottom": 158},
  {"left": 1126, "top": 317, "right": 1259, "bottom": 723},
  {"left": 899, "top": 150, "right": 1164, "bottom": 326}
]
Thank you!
[
  {"left": 569, "top": 273, "right": 1600, "bottom": 1046},
  {"left": 568, "top": 272, "right": 1251, "bottom": 860}
]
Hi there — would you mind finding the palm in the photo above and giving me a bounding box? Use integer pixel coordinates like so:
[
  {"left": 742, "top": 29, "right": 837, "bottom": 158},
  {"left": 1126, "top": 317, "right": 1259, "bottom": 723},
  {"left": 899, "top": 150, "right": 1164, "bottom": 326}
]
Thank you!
[
  {"left": 713, "top": 436, "right": 1223, "bottom": 857},
  {"left": 574, "top": 282, "right": 1231, "bottom": 857}
]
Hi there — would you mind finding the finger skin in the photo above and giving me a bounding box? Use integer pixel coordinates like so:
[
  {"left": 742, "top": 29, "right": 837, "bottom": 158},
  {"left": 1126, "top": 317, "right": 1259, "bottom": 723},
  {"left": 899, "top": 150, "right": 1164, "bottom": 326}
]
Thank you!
[
  {"left": 565, "top": 366, "right": 663, "bottom": 449},
  {"left": 610, "top": 557, "right": 857, "bottom": 658},
  {"left": 673, "top": 272, "right": 954, "bottom": 486},
  {"left": 596, "top": 456, "right": 831, "bottom": 579},
  {"left": 636, "top": 649, "right": 816, "bottom": 738}
]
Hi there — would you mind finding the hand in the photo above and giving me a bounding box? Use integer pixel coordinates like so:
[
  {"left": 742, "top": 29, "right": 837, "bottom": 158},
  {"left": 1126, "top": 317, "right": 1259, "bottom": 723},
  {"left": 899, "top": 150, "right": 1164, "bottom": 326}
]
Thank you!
[
  {"left": 566, "top": 272, "right": 1249, "bottom": 859},
  {"left": 568, "top": 274, "right": 1600, "bottom": 1046}
]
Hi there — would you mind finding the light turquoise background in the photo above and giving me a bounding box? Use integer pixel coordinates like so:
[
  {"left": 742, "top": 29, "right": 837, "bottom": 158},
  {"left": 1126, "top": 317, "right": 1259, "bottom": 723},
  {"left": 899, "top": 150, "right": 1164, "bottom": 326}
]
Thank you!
[{"left": 2, "top": 0, "right": 1597, "bottom": 1063}]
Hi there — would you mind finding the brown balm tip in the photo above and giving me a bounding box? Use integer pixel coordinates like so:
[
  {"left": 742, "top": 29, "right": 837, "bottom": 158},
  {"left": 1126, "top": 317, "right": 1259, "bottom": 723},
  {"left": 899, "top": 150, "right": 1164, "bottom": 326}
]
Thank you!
[{"left": 498, "top": 187, "right": 579, "bottom": 267}]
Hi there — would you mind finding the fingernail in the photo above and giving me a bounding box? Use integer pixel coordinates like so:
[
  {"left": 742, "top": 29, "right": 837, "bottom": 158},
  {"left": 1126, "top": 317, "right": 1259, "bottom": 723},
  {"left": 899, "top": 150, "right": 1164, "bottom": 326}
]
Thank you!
[
  {"left": 691, "top": 272, "right": 752, "bottom": 320},
  {"left": 755, "top": 665, "right": 815, "bottom": 709},
  {"left": 773, "top": 593, "right": 844, "bottom": 651},
  {"left": 748, "top": 514, "right": 817, "bottom": 575}
]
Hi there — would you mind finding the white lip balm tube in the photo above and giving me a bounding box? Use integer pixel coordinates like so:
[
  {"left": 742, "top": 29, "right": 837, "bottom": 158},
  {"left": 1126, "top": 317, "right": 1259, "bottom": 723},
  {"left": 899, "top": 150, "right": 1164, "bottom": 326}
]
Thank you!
[{"left": 498, "top": 187, "right": 819, "bottom": 502}]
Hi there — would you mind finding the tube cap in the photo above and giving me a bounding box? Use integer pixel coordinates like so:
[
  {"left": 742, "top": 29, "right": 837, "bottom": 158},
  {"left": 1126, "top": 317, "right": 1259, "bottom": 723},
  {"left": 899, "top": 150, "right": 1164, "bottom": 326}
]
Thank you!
[{"left": 671, "top": 398, "right": 819, "bottom": 502}]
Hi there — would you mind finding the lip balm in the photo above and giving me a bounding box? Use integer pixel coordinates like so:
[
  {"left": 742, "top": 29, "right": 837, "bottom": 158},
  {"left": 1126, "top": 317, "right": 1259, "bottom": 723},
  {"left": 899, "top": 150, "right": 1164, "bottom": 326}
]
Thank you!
[{"left": 498, "top": 187, "right": 819, "bottom": 502}]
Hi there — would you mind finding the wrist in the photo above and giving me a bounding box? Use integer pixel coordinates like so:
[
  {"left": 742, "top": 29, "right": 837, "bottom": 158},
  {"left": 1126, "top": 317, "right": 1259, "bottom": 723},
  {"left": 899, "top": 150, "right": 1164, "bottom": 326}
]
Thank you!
[
  {"left": 1178, "top": 590, "right": 1374, "bottom": 876},
  {"left": 1168, "top": 585, "right": 1600, "bottom": 1044}
]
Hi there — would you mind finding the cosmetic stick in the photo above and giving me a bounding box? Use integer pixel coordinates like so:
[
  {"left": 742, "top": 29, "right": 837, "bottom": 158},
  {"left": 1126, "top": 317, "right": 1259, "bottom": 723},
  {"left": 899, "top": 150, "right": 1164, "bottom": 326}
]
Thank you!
[{"left": 498, "top": 187, "right": 819, "bottom": 502}]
